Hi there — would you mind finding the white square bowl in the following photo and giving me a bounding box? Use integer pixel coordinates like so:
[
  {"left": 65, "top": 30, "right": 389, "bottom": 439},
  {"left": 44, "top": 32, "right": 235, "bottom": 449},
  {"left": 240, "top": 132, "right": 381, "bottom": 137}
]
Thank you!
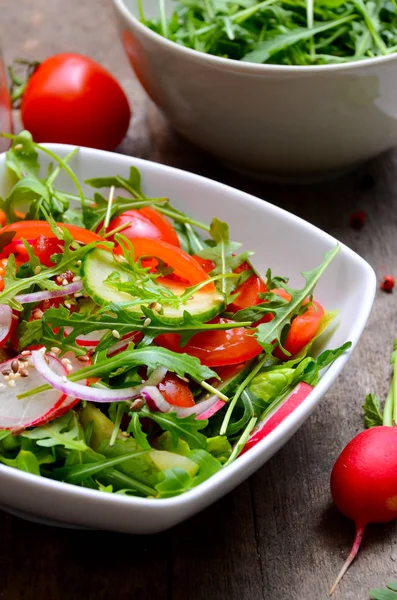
[{"left": 0, "top": 145, "right": 376, "bottom": 533}]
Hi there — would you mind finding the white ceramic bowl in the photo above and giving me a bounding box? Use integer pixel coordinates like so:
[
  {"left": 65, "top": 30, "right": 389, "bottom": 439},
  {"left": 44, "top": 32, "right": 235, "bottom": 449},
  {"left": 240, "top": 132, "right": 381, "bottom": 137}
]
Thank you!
[
  {"left": 112, "top": 0, "right": 397, "bottom": 180},
  {"left": 0, "top": 145, "right": 375, "bottom": 533}
]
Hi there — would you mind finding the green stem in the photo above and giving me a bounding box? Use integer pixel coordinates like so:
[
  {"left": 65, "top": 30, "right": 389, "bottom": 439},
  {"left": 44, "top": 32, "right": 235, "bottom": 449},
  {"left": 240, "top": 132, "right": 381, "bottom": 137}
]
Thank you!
[
  {"left": 220, "top": 354, "right": 268, "bottom": 435},
  {"left": 103, "top": 186, "right": 115, "bottom": 230},
  {"left": 224, "top": 416, "right": 257, "bottom": 466},
  {"left": 46, "top": 148, "right": 79, "bottom": 187},
  {"left": 159, "top": 0, "right": 169, "bottom": 38},
  {"left": 383, "top": 388, "right": 393, "bottom": 426},
  {"left": 200, "top": 380, "right": 229, "bottom": 402},
  {"left": 232, "top": 0, "right": 278, "bottom": 24},
  {"left": 109, "top": 404, "right": 124, "bottom": 447},
  {"left": 155, "top": 206, "right": 210, "bottom": 232}
]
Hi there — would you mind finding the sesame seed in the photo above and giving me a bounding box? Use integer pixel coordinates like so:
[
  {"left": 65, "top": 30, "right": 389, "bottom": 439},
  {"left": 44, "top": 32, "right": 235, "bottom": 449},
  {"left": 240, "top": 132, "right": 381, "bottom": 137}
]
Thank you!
[
  {"left": 19, "top": 370, "right": 28, "bottom": 378},
  {"left": 65, "top": 364, "right": 73, "bottom": 373},
  {"left": 143, "top": 318, "right": 151, "bottom": 327},
  {"left": 76, "top": 260, "right": 82, "bottom": 267},
  {"left": 72, "top": 276, "right": 81, "bottom": 282},
  {"left": 47, "top": 352, "right": 56, "bottom": 358},
  {"left": 19, "top": 356, "right": 29, "bottom": 363},
  {"left": 12, "top": 314, "right": 18, "bottom": 321},
  {"left": 34, "top": 265, "right": 41, "bottom": 275},
  {"left": 2, "top": 370, "right": 10, "bottom": 376},
  {"left": 14, "top": 144, "right": 23, "bottom": 150},
  {"left": 3, "top": 375, "right": 9, "bottom": 382},
  {"left": 112, "top": 329, "right": 121, "bottom": 339},
  {"left": 21, "top": 351, "right": 31, "bottom": 356},
  {"left": 7, "top": 380, "right": 15, "bottom": 388},
  {"left": 64, "top": 302, "right": 71, "bottom": 309},
  {"left": 61, "top": 358, "right": 72, "bottom": 366},
  {"left": 13, "top": 372, "right": 21, "bottom": 379},
  {"left": 11, "top": 360, "right": 19, "bottom": 374},
  {"left": 51, "top": 347, "right": 61, "bottom": 354},
  {"left": 77, "top": 355, "right": 90, "bottom": 362},
  {"left": 62, "top": 279, "right": 69, "bottom": 286}
]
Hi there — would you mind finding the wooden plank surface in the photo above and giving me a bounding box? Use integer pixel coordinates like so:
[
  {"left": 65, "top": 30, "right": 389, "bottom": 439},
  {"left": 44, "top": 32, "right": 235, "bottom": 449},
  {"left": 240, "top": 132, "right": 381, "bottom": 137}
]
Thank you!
[{"left": 2, "top": 1, "right": 397, "bottom": 598}]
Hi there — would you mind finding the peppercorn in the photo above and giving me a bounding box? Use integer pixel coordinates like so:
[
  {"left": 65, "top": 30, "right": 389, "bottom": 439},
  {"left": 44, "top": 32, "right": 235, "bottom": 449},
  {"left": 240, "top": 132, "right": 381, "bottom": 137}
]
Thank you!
[
  {"left": 380, "top": 275, "right": 395, "bottom": 293},
  {"left": 349, "top": 211, "right": 366, "bottom": 230}
]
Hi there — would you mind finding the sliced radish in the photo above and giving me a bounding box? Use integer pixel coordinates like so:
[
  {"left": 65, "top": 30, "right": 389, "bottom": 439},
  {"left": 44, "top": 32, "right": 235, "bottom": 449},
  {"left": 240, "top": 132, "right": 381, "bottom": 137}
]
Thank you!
[
  {"left": 76, "top": 330, "right": 106, "bottom": 348},
  {"left": 0, "top": 353, "right": 68, "bottom": 430},
  {"left": 0, "top": 305, "right": 13, "bottom": 347},
  {"left": 241, "top": 382, "right": 313, "bottom": 454}
]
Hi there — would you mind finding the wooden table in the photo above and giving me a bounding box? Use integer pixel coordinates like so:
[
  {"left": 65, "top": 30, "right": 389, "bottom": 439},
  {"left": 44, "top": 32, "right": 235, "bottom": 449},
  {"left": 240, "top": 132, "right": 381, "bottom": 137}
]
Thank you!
[{"left": 2, "top": 1, "right": 397, "bottom": 598}]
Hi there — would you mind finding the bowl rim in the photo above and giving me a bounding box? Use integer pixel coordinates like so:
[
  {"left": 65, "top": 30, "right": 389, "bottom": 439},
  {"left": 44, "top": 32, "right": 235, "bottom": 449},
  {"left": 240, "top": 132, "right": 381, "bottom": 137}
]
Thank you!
[
  {"left": 113, "top": 0, "right": 397, "bottom": 75},
  {"left": 0, "top": 144, "right": 377, "bottom": 515}
]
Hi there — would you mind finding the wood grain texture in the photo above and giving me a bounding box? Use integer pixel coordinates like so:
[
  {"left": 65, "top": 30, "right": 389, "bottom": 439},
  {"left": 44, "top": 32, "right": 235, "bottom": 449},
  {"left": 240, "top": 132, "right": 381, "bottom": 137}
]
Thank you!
[{"left": 2, "top": 1, "right": 397, "bottom": 598}]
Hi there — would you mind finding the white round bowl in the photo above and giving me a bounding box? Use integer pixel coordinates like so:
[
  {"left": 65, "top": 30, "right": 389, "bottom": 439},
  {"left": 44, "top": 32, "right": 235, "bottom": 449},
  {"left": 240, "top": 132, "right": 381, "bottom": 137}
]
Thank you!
[{"left": 112, "top": 0, "right": 397, "bottom": 179}]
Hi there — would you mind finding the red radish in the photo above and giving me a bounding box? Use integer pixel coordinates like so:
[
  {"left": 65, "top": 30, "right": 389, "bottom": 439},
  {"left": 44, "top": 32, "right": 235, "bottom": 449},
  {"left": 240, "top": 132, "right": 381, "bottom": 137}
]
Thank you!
[
  {"left": 0, "top": 353, "right": 69, "bottom": 430},
  {"left": 241, "top": 382, "right": 313, "bottom": 454},
  {"left": 0, "top": 305, "right": 14, "bottom": 348},
  {"left": 329, "top": 426, "right": 397, "bottom": 594}
]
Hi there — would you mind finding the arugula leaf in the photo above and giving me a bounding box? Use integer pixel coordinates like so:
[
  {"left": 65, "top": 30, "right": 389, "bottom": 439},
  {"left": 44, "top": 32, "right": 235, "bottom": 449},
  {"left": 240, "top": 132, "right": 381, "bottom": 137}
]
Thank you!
[
  {"left": 85, "top": 166, "right": 145, "bottom": 198},
  {"left": 52, "top": 451, "right": 151, "bottom": 485},
  {"left": 242, "top": 15, "right": 356, "bottom": 62},
  {"left": 17, "top": 319, "right": 86, "bottom": 356},
  {"left": 22, "top": 413, "right": 88, "bottom": 451},
  {"left": 363, "top": 393, "right": 384, "bottom": 428},
  {"left": 369, "top": 585, "right": 397, "bottom": 600},
  {"left": 155, "top": 467, "right": 193, "bottom": 498},
  {"left": 5, "top": 131, "right": 40, "bottom": 179},
  {"left": 139, "top": 407, "right": 209, "bottom": 449},
  {"left": 187, "top": 449, "right": 222, "bottom": 484},
  {"left": 254, "top": 246, "right": 339, "bottom": 353},
  {"left": 127, "top": 412, "right": 151, "bottom": 450},
  {"left": 42, "top": 303, "right": 249, "bottom": 351},
  {"left": 0, "top": 449, "right": 42, "bottom": 476},
  {"left": 197, "top": 217, "right": 252, "bottom": 296}
]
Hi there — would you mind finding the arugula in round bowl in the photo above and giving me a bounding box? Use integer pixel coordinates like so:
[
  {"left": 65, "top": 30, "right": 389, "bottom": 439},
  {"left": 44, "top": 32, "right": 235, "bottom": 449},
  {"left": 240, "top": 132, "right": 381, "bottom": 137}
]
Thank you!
[{"left": 0, "top": 131, "right": 350, "bottom": 499}]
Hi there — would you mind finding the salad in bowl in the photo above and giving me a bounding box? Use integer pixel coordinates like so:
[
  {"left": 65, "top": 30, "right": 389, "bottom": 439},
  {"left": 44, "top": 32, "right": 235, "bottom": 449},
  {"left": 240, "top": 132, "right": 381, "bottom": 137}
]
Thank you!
[{"left": 0, "top": 131, "right": 350, "bottom": 500}]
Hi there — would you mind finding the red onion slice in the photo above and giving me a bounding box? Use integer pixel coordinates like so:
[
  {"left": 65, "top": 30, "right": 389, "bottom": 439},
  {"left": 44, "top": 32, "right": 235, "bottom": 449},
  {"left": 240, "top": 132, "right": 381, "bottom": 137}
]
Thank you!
[
  {"left": 15, "top": 280, "right": 83, "bottom": 304},
  {"left": 31, "top": 350, "right": 164, "bottom": 404},
  {"left": 140, "top": 386, "right": 225, "bottom": 419}
]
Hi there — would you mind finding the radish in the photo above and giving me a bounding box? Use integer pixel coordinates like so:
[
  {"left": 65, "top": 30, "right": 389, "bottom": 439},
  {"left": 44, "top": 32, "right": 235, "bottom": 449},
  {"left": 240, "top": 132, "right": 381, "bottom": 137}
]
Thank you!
[
  {"left": 329, "top": 427, "right": 397, "bottom": 594},
  {"left": 0, "top": 352, "right": 69, "bottom": 430},
  {"left": 241, "top": 381, "right": 313, "bottom": 454},
  {"left": 329, "top": 340, "right": 397, "bottom": 594},
  {"left": 0, "top": 305, "right": 13, "bottom": 347}
]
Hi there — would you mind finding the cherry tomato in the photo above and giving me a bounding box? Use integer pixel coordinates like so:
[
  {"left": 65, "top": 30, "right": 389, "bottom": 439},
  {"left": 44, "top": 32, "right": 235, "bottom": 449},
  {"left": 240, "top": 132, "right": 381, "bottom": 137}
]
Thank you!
[
  {"left": 115, "top": 238, "right": 215, "bottom": 290},
  {"left": 158, "top": 373, "right": 195, "bottom": 408},
  {"left": 21, "top": 54, "right": 131, "bottom": 151},
  {"left": 0, "top": 221, "right": 104, "bottom": 247},
  {"left": 156, "top": 317, "right": 262, "bottom": 367},
  {"left": 107, "top": 207, "right": 180, "bottom": 247},
  {"left": 192, "top": 255, "right": 215, "bottom": 273},
  {"left": 228, "top": 262, "right": 266, "bottom": 312}
]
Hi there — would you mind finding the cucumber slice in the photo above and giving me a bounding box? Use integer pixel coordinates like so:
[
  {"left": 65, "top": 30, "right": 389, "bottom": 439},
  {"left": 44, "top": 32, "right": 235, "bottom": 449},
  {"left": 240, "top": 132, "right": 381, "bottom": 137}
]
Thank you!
[{"left": 82, "top": 248, "right": 225, "bottom": 324}]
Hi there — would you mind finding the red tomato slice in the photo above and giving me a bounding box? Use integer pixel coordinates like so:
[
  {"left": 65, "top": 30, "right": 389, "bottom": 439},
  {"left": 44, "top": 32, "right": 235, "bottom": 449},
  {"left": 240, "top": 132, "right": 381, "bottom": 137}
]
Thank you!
[
  {"left": 280, "top": 300, "right": 325, "bottom": 358},
  {"left": 107, "top": 207, "right": 180, "bottom": 247},
  {"left": 32, "top": 235, "right": 65, "bottom": 267},
  {"left": 0, "top": 221, "right": 104, "bottom": 246},
  {"left": 228, "top": 262, "right": 267, "bottom": 312},
  {"left": 192, "top": 255, "right": 215, "bottom": 273},
  {"left": 115, "top": 238, "right": 215, "bottom": 290},
  {"left": 156, "top": 317, "right": 262, "bottom": 367},
  {"left": 158, "top": 373, "right": 195, "bottom": 408}
]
